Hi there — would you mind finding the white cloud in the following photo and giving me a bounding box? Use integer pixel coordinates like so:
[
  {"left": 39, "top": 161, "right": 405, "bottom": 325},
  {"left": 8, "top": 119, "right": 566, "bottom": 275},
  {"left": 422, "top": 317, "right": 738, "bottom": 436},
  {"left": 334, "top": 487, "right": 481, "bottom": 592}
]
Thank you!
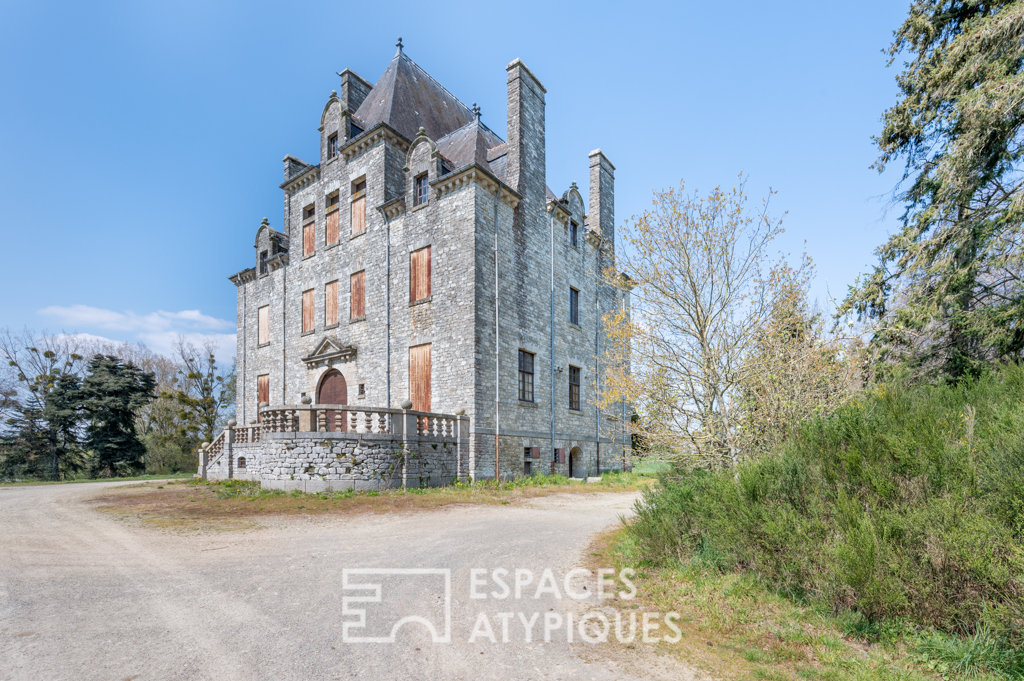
[{"left": 39, "top": 305, "right": 236, "bottom": 363}]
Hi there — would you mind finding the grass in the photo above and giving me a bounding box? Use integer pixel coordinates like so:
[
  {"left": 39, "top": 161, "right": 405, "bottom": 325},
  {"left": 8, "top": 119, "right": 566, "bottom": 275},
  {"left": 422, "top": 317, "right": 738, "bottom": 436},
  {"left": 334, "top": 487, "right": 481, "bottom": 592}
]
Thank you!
[
  {"left": 588, "top": 527, "right": 937, "bottom": 681},
  {"left": 91, "top": 471, "right": 653, "bottom": 531},
  {"left": 0, "top": 473, "right": 193, "bottom": 487}
]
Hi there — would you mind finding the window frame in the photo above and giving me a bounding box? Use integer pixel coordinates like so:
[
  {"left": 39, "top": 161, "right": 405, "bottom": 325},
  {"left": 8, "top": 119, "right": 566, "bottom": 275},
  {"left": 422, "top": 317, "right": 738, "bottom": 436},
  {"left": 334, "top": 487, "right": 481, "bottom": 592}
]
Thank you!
[
  {"left": 518, "top": 350, "right": 535, "bottom": 403},
  {"left": 301, "top": 288, "right": 315, "bottom": 334},
  {"left": 414, "top": 173, "right": 429, "bottom": 207},
  {"left": 570, "top": 220, "right": 578, "bottom": 248},
  {"left": 325, "top": 279, "right": 339, "bottom": 327},
  {"left": 257, "top": 305, "right": 270, "bottom": 346},
  {"left": 259, "top": 250, "right": 268, "bottom": 275},
  {"left": 351, "top": 179, "right": 366, "bottom": 235},
  {"left": 327, "top": 132, "right": 338, "bottom": 159},
  {"left": 569, "top": 287, "right": 580, "bottom": 326},
  {"left": 409, "top": 246, "right": 431, "bottom": 303},
  {"left": 568, "top": 365, "right": 581, "bottom": 411},
  {"left": 350, "top": 270, "right": 366, "bottom": 320}
]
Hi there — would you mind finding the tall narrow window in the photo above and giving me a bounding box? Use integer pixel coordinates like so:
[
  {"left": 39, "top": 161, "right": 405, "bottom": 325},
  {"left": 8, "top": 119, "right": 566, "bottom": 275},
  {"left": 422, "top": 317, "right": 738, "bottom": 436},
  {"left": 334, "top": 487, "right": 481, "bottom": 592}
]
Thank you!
[
  {"left": 351, "top": 179, "right": 366, "bottom": 235},
  {"left": 350, "top": 270, "right": 365, "bottom": 319},
  {"left": 328, "top": 133, "right": 338, "bottom": 159},
  {"left": 302, "top": 289, "right": 314, "bottom": 333},
  {"left": 569, "top": 366, "right": 581, "bottom": 411},
  {"left": 325, "top": 280, "right": 339, "bottom": 327},
  {"left": 409, "top": 343, "right": 432, "bottom": 413},
  {"left": 259, "top": 250, "right": 268, "bottom": 275},
  {"left": 570, "top": 220, "right": 578, "bottom": 247},
  {"left": 302, "top": 205, "right": 315, "bottom": 257},
  {"left": 414, "top": 174, "right": 428, "bottom": 206},
  {"left": 410, "top": 246, "right": 431, "bottom": 302},
  {"left": 256, "top": 374, "right": 269, "bottom": 421},
  {"left": 569, "top": 287, "right": 579, "bottom": 325},
  {"left": 518, "top": 350, "right": 535, "bottom": 402},
  {"left": 257, "top": 305, "right": 269, "bottom": 345},
  {"left": 326, "top": 193, "right": 340, "bottom": 245}
]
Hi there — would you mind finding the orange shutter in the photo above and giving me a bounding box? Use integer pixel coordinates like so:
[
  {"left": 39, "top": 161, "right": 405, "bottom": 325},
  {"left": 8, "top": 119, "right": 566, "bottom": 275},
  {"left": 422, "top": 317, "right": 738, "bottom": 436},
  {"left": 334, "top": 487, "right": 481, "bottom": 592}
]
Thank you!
[
  {"left": 531, "top": 447, "right": 539, "bottom": 459},
  {"left": 350, "top": 271, "right": 365, "bottom": 319},
  {"left": 351, "top": 196, "right": 366, "bottom": 234},
  {"left": 326, "top": 209, "right": 339, "bottom": 244},
  {"left": 410, "top": 246, "right": 431, "bottom": 302},
  {"left": 302, "top": 289, "right": 314, "bottom": 333},
  {"left": 258, "top": 306, "right": 269, "bottom": 345},
  {"left": 257, "top": 374, "right": 269, "bottom": 421},
  {"left": 409, "top": 343, "right": 432, "bottom": 413},
  {"left": 325, "top": 280, "right": 338, "bottom": 326},
  {"left": 303, "top": 223, "right": 314, "bottom": 257}
]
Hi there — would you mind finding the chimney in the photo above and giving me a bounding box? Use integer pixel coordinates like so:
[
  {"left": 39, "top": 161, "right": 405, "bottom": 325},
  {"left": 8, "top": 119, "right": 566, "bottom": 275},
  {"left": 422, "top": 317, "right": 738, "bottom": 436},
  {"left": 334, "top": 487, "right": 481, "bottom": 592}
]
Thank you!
[
  {"left": 505, "top": 59, "right": 546, "bottom": 209},
  {"left": 588, "top": 149, "right": 615, "bottom": 256},
  {"left": 338, "top": 69, "right": 372, "bottom": 115}
]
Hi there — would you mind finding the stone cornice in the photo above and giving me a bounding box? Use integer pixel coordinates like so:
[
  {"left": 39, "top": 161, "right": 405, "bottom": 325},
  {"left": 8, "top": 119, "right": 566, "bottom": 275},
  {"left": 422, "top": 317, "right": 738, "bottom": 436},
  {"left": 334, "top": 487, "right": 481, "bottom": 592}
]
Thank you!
[
  {"left": 280, "top": 164, "right": 321, "bottom": 193},
  {"left": 585, "top": 229, "right": 602, "bottom": 247},
  {"left": 379, "top": 197, "right": 406, "bottom": 220},
  {"left": 229, "top": 268, "right": 256, "bottom": 287},
  {"left": 430, "top": 163, "right": 521, "bottom": 208},
  {"left": 546, "top": 199, "right": 571, "bottom": 224},
  {"left": 267, "top": 253, "right": 289, "bottom": 271},
  {"left": 341, "top": 122, "right": 411, "bottom": 162}
]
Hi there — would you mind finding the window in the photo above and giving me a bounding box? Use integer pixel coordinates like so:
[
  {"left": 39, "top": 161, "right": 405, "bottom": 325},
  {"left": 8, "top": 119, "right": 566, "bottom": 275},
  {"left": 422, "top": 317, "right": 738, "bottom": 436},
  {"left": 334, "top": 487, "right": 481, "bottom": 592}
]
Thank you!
[
  {"left": 302, "top": 289, "right": 314, "bottom": 333},
  {"left": 303, "top": 223, "right": 314, "bottom": 257},
  {"left": 326, "top": 193, "right": 340, "bottom": 244},
  {"left": 552, "top": 448, "right": 558, "bottom": 463},
  {"left": 410, "top": 246, "right": 431, "bottom": 302},
  {"left": 524, "top": 460, "right": 532, "bottom": 476},
  {"left": 569, "top": 287, "right": 579, "bottom": 326},
  {"left": 256, "top": 374, "right": 269, "bottom": 422},
  {"left": 328, "top": 133, "right": 338, "bottom": 159},
  {"left": 518, "top": 350, "right": 534, "bottom": 402},
  {"left": 358, "top": 383, "right": 365, "bottom": 397},
  {"left": 238, "top": 457, "right": 246, "bottom": 469},
  {"left": 351, "top": 179, "right": 366, "bottom": 235},
  {"left": 303, "top": 205, "right": 315, "bottom": 221},
  {"left": 350, "top": 121, "right": 363, "bottom": 138},
  {"left": 325, "top": 280, "right": 339, "bottom": 327},
  {"left": 259, "top": 250, "right": 268, "bottom": 275},
  {"left": 570, "top": 220, "right": 578, "bottom": 247},
  {"left": 414, "top": 173, "right": 428, "bottom": 206},
  {"left": 257, "top": 306, "right": 269, "bottom": 345},
  {"left": 569, "top": 366, "right": 581, "bottom": 411},
  {"left": 350, "top": 270, "right": 365, "bottom": 319}
]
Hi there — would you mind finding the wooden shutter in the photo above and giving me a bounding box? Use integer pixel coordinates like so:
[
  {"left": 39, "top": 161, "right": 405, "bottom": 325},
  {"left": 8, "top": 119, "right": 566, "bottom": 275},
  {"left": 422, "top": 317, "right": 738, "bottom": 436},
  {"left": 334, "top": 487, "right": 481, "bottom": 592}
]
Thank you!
[
  {"left": 410, "top": 246, "right": 431, "bottom": 302},
  {"left": 257, "top": 374, "right": 269, "bottom": 422},
  {"left": 409, "top": 343, "right": 432, "bottom": 413},
  {"left": 325, "top": 280, "right": 338, "bottom": 326},
  {"left": 351, "top": 196, "right": 366, "bottom": 234},
  {"left": 302, "top": 289, "right": 314, "bottom": 333},
  {"left": 303, "top": 223, "right": 314, "bottom": 257},
  {"left": 326, "top": 209, "right": 339, "bottom": 244},
  {"left": 350, "top": 271, "right": 365, "bottom": 319},
  {"left": 558, "top": 448, "right": 566, "bottom": 464},
  {"left": 531, "top": 447, "right": 539, "bottom": 459},
  {"left": 258, "top": 306, "right": 269, "bottom": 345}
]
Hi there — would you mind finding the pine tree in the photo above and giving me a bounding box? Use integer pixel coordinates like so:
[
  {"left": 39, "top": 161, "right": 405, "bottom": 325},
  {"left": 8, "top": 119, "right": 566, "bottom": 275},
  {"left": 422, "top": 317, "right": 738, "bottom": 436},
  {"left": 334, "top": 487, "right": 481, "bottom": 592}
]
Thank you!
[
  {"left": 81, "top": 355, "right": 156, "bottom": 477},
  {"left": 842, "top": 1, "right": 1024, "bottom": 378}
]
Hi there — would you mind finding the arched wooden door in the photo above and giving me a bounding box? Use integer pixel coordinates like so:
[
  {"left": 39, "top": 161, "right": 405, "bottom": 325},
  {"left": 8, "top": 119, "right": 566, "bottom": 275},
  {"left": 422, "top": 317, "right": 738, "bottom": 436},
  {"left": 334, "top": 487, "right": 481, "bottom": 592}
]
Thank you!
[{"left": 317, "top": 370, "right": 348, "bottom": 432}]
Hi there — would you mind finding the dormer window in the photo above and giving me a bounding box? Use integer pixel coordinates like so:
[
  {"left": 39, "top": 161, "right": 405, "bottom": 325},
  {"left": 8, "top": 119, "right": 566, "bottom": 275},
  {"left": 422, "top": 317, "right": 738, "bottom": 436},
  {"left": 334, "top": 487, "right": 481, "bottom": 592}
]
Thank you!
[
  {"left": 414, "top": 174, "right": 428, "bottom": 207},
  {"left": 350, "top": 121, "right": 363, "bottom": 138},
  {"left": 259, "top": 250, "right": 268, "bottom": 275},
  {"left": 328, "top": 133, "right": 338, "bottom": 159},
  {"left": 570, "top": 220, "right": 579, "bottom": 248}
]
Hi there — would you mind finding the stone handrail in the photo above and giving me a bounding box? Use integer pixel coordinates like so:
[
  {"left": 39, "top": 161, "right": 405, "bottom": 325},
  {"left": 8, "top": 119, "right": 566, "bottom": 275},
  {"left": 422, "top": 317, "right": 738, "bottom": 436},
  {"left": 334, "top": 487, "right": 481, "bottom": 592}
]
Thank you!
[{"left": 258, "top": 404, "right": 462, "bottom": 438}]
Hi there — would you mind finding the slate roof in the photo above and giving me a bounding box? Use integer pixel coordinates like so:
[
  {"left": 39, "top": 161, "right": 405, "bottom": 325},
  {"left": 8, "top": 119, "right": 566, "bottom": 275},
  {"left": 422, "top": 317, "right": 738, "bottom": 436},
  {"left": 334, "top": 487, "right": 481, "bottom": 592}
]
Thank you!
[
  {"left": 436, "top": 119, "right": 506, "bottom": 176},
  {"left": 353, "top": 46, "right": 477, "bottom": 143}
]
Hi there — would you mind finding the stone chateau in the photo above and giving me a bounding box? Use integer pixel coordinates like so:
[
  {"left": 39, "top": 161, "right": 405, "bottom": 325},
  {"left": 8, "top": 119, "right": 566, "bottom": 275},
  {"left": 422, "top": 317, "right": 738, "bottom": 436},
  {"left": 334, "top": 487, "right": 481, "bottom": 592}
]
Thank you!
[{"left": 217, "top": 40, "right": 631, "bottom": 485}]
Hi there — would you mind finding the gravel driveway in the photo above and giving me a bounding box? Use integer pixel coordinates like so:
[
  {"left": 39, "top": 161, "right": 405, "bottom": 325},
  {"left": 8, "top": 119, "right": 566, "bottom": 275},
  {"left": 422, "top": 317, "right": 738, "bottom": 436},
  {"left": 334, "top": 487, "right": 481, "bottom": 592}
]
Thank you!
[{"left": 0, "top": 481, "right": 674, "bottom": 681}]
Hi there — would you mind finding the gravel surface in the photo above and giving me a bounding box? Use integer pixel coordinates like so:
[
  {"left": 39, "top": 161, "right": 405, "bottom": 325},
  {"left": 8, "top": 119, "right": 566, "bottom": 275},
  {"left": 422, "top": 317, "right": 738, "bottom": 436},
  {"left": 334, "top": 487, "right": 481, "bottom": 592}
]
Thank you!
[{"left": 0, "top": 481, "right": 688, "bottom": 681}]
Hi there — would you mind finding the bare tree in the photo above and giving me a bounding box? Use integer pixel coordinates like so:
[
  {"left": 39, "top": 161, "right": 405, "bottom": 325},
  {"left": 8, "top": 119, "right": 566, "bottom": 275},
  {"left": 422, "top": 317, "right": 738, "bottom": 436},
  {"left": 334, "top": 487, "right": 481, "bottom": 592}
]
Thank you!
[{"left": 599, "top": 176, "right": 812, "bottom": 467}]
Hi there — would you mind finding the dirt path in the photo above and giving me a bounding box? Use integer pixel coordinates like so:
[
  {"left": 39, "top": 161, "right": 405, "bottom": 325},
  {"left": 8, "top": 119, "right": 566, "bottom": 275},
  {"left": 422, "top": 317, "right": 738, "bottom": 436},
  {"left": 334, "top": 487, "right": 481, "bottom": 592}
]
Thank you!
[{"left": 0, "top": 481, "right": 693, "bottom": 681}]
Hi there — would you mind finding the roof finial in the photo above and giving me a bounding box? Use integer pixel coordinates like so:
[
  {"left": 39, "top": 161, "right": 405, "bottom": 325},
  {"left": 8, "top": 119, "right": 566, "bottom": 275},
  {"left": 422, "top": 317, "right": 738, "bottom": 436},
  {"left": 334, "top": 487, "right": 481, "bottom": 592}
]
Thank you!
[
  {"left": 472, "top": 102, "right": 481, "bottom": 120},
  {"left": 396, "top": 37, "right": 403, "bottom": 56}
]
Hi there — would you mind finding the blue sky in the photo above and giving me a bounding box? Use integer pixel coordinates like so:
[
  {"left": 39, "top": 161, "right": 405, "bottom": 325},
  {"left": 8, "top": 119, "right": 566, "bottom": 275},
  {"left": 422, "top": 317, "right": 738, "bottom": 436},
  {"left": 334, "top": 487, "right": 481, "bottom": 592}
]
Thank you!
[{"left": 0, "top": 0, "right": 909, "bottom": 359}]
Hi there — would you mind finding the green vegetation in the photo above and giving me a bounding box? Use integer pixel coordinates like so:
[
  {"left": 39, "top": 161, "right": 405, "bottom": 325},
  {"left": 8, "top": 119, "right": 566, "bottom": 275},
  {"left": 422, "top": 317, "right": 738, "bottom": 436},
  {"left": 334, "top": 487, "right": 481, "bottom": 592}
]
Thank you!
[{"left": 624, "top": 368, "right": 1024, "bottom": 679}]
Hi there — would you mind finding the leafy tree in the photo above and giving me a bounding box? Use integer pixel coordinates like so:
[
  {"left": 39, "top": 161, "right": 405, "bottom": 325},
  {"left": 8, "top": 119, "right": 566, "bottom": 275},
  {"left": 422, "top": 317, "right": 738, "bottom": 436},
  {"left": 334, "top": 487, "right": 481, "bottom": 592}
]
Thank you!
[
  {"left": 0, "top": 329, "right": 88, "bottom": 480},
  {"left": 842, "top": 1, "right": 1024, "bottom": 378},
  {"left": 81, "top": 355, "right": 156, "bottom": 477},
  {"left": 166, "top": 338, "right": 235, "bottom": 454}
]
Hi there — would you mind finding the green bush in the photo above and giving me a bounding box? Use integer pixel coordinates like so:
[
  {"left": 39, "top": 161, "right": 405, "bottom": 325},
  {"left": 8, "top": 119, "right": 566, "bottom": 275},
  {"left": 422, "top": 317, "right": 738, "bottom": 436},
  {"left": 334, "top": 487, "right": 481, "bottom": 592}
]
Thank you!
[{"left": 629, "top": 367, "right": 1024, "bottom": 637}]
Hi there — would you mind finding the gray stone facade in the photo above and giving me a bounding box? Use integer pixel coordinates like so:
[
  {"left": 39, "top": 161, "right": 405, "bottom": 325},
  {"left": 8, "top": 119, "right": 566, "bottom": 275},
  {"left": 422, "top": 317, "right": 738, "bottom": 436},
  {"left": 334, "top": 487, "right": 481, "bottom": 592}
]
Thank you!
[{"left": 228, "top": 43, "right": 631, "bottom": 481}]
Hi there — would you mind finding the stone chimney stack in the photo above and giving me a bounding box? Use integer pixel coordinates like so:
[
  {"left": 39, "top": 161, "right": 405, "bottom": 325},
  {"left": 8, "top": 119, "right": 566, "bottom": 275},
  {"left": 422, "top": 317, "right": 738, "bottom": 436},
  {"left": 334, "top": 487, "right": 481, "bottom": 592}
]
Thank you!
[
  {"left": 338, "top": 69, "right": 372, "bottom": 115},
  {"left": 588, "top": 149, "right": 615, "bottom": 256},
  {"left": 505, "top": 59, "right": 546, "bottom": 214}
]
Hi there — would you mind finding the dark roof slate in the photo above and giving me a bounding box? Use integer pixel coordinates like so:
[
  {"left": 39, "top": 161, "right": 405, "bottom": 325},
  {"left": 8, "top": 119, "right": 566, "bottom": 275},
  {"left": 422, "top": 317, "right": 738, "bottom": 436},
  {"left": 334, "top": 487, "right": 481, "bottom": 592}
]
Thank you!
[
  {"left": 436, "top": 120, "right": 506, "bottom": 175},
  {"left": 354, "top": 50, "right": 476, "bottom": 142}
]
